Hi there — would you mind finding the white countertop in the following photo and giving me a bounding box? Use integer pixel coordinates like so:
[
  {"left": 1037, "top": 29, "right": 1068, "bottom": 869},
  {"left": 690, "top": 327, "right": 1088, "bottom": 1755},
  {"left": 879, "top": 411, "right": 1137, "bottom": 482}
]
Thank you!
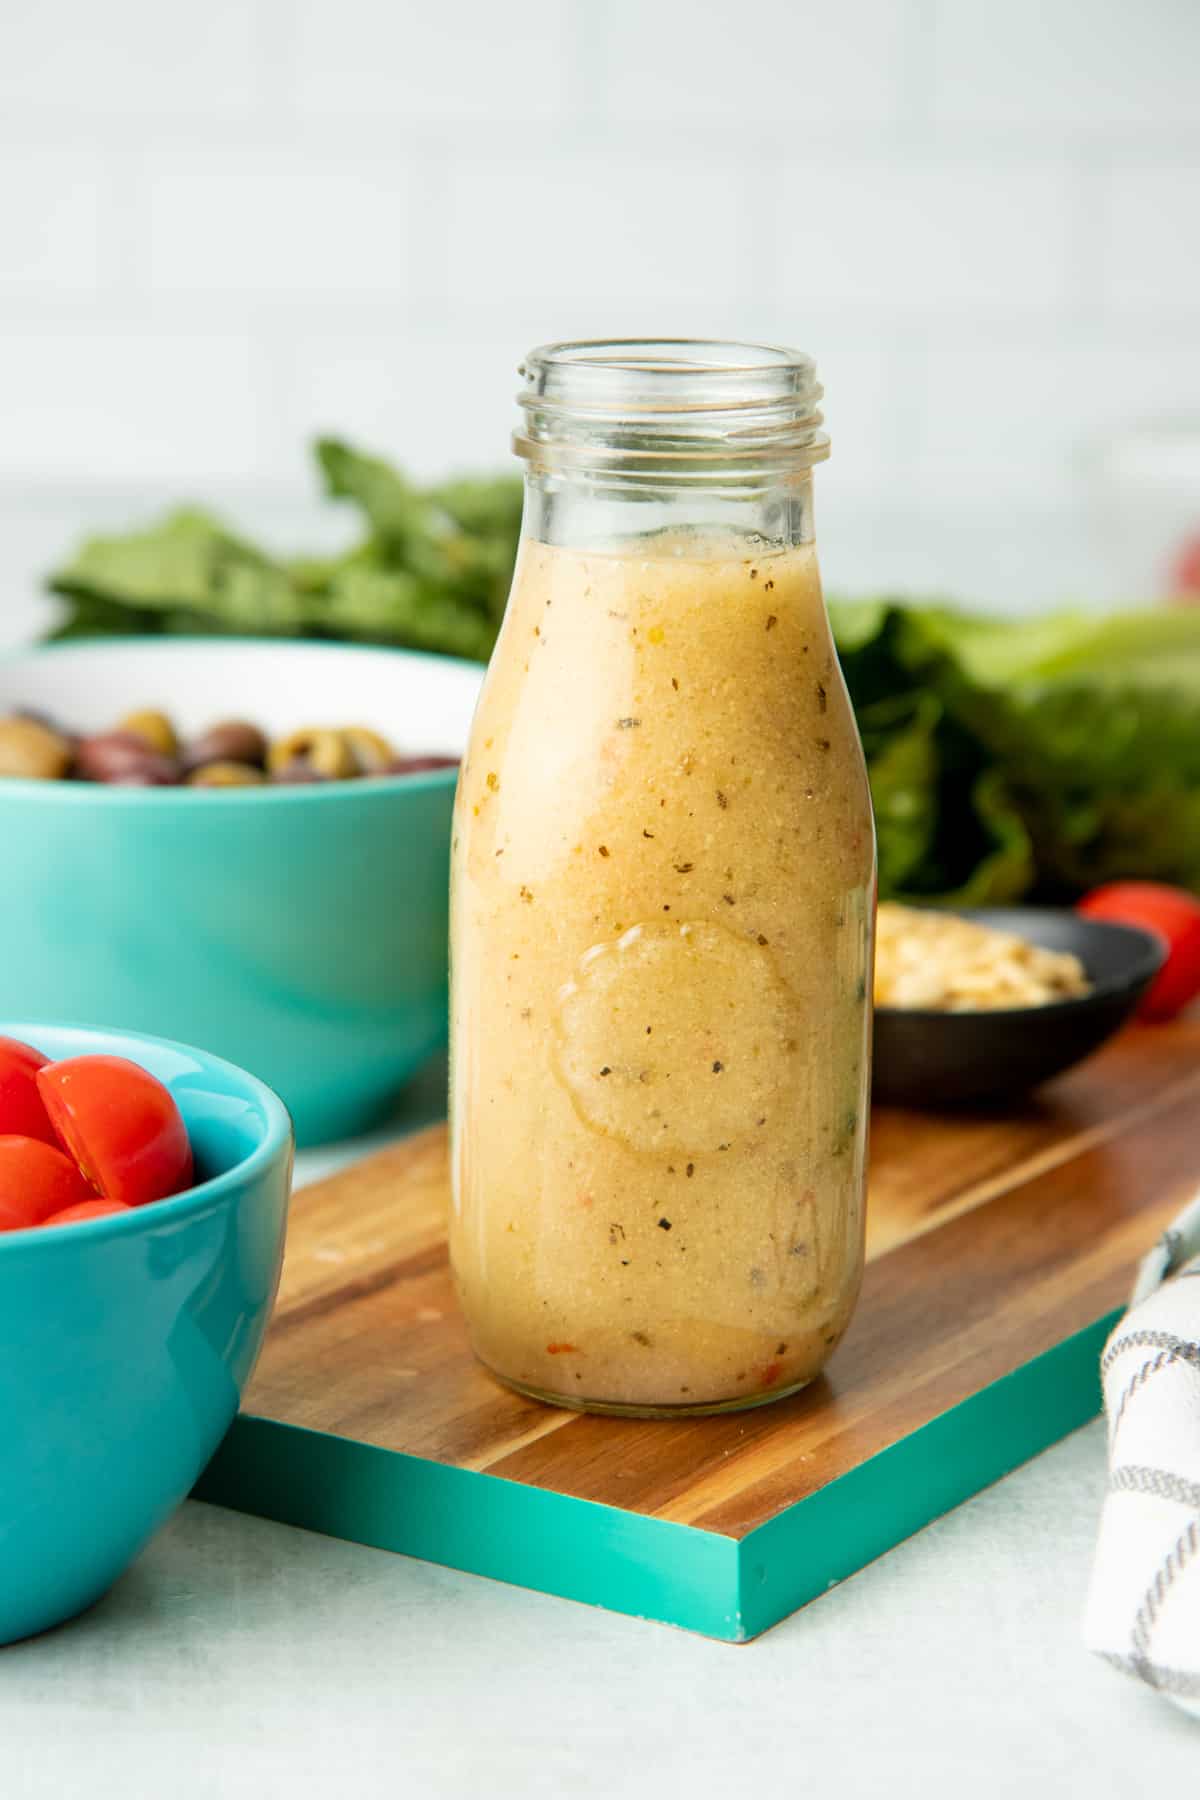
[{"left": 3, "top": 1421, "right": 1194, "bottom": 1797}]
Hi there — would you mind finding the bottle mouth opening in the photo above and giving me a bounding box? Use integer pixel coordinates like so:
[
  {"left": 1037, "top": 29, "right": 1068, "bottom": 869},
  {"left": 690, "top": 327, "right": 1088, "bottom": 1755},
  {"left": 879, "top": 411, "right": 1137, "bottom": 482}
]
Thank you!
[{"left": 513, "top": 339, "right": 830, "bottom": 477}]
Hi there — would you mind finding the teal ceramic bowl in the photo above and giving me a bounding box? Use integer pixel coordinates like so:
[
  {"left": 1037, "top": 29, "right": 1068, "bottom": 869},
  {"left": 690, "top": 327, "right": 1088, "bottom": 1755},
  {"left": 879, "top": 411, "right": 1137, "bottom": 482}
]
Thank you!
[
  {"left": 0, "top": 1020, "right": 292, "bottom": 1645},
  {"left": 0, "top": 639, "right": 481, "bottom": 1146}
]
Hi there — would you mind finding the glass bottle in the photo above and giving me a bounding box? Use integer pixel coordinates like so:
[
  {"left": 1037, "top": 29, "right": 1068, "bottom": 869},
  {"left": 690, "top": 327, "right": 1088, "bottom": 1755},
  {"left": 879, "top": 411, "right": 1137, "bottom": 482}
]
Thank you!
[{"left": 449, "top": 340, "right": 875, "bottom": 1416}]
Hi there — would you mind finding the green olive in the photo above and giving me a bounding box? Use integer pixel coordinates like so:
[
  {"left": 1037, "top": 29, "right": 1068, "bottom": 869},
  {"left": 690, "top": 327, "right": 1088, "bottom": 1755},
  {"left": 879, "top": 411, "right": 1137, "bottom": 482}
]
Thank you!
[
  {"left": 118, "top": 708, "right": 178, "bottom": 757},
  {"left": 186, "top": 760, "right": 265, "bottom": 788},
  {"left": 267, "top": 728, "right": 356, "bottom": 780},
  {"left": 341, "top": 726, "right": 396, "bottom": 774},
  {"left": 0, "top": 715, "right": 73, "bottom": 779}
]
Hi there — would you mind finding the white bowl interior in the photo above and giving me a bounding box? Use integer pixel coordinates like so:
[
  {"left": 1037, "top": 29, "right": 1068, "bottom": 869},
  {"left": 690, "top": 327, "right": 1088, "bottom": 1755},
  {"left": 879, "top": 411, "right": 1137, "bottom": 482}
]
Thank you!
[{"left": 0, "top": 639, "right": 483, "bottom": 754}]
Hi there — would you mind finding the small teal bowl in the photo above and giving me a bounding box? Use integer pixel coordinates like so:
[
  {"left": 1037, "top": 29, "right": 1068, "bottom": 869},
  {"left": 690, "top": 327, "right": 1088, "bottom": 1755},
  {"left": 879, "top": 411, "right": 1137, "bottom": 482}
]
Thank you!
[
  {"left": 0, "top": 1021, "right": 292, "bottom": 1645},
  {"left": 0, "top": 639, "right": 482, "bottom": 1146}
]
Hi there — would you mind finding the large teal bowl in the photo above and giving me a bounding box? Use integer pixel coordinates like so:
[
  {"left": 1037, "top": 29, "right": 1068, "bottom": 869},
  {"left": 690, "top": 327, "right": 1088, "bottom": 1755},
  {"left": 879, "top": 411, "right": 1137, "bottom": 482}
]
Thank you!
[
  {"left": 0, "top": 639, "right": 481, "bottom": 1146},
  {"left": 0, "top": 1020, "right": 292, "bottom": 1645}
]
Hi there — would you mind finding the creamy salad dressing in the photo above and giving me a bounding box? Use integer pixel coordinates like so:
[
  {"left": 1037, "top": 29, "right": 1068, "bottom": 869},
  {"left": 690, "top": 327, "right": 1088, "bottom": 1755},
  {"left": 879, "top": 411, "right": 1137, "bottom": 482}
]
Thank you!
[{"left": 449, "top": 528, "right": 875, "bottom": 1414}]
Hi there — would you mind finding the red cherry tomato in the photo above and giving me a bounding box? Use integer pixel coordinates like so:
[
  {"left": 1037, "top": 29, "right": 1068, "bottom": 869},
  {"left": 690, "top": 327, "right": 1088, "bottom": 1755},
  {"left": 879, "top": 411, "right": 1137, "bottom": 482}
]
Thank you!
[
  {"left": 43, "top": 1198, "right": 133, "bottom": 1228},
  {"left": 0, "top": 1035, "right": 57, "bottom": 1144},
  {"left": 1077, "top": 882, "right": 1200, "bottom": 1021},
  {"left": 1170, "top": 532, "right": 1200, "bottom": 601},
  {"left": 0, "top": 1134, "right": 96, "bottom": 1231},
  {"left": 36, "top": 1056, "right": 194, "bottom": 1208}
]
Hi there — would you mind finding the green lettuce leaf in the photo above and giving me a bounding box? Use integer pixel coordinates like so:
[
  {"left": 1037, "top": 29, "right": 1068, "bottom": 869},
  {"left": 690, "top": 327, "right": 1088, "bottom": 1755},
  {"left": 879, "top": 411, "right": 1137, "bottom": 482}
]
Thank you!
[
  {"left": 47, "top": 444, "right": 523, "bottom": 661},
  {"left": 43, "top": 444, "right": 1200, "bottom": 902},
  {"left": 857, "top": 692, "right": 941, "bottom": 895},
  {"left": 832, "top": 598, "right": 1200, "bottom": 900},
  {"left": 933, "top": 770, "right": 1034, "bottom": 906}
]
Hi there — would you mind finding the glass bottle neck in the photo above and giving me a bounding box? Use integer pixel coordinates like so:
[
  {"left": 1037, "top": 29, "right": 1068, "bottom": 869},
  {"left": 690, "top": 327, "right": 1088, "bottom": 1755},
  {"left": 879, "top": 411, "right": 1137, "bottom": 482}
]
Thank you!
[
  {"left": 521, "top": 467, "right": 816, "bottom": 555},
  {"left": 513, "top": 339, "right": 827, "bottom": 558}
]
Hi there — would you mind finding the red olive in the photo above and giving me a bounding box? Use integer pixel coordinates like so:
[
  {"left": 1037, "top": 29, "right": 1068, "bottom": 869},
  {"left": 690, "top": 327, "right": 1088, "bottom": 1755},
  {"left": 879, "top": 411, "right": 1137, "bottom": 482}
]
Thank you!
[
  {"left": 75, "top": 731, "right": 181, "bottom": 785},
  {"left": 378, "top": 754, "right": 460, "bottom": 776}
]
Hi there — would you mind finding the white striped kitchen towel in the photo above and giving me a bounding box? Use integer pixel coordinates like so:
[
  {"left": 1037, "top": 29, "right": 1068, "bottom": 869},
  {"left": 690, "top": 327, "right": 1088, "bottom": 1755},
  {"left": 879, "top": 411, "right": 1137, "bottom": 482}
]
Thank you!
[{"left": 1085, "top": 1188, "right": 1200, "bottom": 1718}]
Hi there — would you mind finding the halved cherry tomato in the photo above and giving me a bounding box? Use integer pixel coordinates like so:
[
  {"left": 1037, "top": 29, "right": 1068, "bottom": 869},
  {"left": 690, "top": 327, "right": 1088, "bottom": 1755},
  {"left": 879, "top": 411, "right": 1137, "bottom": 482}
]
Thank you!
[
  {"left": 1077, "top": 882, "right": 1200, "bottom": 1021},
  {"left": 44, "top": 1198, "right": 133, "bottom": 1228},
  {"left": 36, "top": 1056, "right": 193, "bottom": 1208},
  {"left": 0, "top": 1135, "right": 96, "bottom": 1231},
  {"left": 0, "top": 1035, "right": 57, "bottom": 1145}
]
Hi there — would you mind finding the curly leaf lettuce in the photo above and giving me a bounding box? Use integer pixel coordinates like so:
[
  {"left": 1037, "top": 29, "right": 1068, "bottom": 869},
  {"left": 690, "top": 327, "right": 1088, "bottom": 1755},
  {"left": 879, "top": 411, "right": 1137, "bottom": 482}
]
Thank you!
[
  {"left": 43, "top": 441, "right": 1200, "bottom": 901},
  {"left": 47, "top": 442, "right": 524, "bottom": 659},
  {"left": 833, "top": 600, "right": 1200, "bottom": 900}
]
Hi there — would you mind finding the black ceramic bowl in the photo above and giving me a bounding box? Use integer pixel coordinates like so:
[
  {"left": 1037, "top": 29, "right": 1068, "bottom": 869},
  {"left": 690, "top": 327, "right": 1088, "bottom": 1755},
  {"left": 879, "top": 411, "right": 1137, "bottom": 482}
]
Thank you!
[{"left": 872, "top": 907, "right": 1165, "bottom": 1108}]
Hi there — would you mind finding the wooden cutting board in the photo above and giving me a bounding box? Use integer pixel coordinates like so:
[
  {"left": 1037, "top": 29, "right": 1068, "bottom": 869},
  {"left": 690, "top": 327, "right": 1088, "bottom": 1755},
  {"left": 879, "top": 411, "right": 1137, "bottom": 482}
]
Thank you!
[{"left": 196, "top": 1020, "right": 1200, "bottom": 1640}]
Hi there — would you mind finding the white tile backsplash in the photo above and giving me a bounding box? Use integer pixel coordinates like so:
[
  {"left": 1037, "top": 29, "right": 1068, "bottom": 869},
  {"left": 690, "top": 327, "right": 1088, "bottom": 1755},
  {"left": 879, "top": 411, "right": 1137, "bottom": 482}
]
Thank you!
[
  {"left": 931, "top": 0, "right": 1200, "bottom": 131},
  {"left": 282, "top": 324, "right": 571, "bottom": 484},
  {"left": 0, "top": 148, "right": 105, "bottom": 297},
  {"left": 1099, "top": 160, "right": 1200, "bottom": 309},
  {"left": 0, "top": 0, "right": 1196, "bottom": 614},
  {"left": 142, "top": 148, "right": 420, "bottom": 299},
  {"left": 772, "top": 154, "right": 1076, "bottom": 312},
  {"left": 292, "top": 0, "right": 575, "bottom": 122},
  {"left": 915, "top": 338, "right": 1200, "bottom": 495},
  {"left": 0, "top": 325, "right": 266, "bottom": 482},
  {"left": 445, "top": 152, "right": 750, "bottom": 306},
  {"left": 800, "top": 341, "right": 900, "bottom": 492},
  {"left": 0, "top": 0, "right": 261, "bottom": 116},
  {"left": 600, "top": 0, "right": 908, "bottom": 127}
]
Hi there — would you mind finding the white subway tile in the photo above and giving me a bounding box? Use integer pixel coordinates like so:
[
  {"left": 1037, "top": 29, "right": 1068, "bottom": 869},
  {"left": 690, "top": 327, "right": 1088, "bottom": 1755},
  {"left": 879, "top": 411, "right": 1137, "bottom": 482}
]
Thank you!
[
  {"left": 931, "top": 0, "right": 1200, "bottom": 130},
  {"left": 143, "top": 149, "right": 419, "bottom": 298},
  {"left": 771, "top": 154, "right": 1075, "bottom": 310},
  {"left": 0, "top": 497, "right": 162, "bottom": 648},
  {"left": 0, "top": 0, "right": 259, "bottom": 114},
  {"left": 820, "top": 490, "right": 1114, "bottom": 608},
  {"left": 0, "top": 0, "right": 1195, "bottom": 533},
  {"left": 278, "top": 318, "right": 743, "bottom": 483},
  {"left": 277, "top": 330, "right": 522, "bottom": 484},
  {"left": 276, "top": 322, "right": 901, "bottom": 509},
  {"left": 446, "top": 153, "right": 750, "bottom": 305},
  {"left": 0, "top": 149, "right": 104, "bottom": 296},
  {"left": 292, "top": 0, "right": 572, "bottom": 121},
  {"left": 602, "top": 0, "right": 906, "bottom": 126},
  {"left": 913, "top": 343, "right": 1084, "bottom": 500},
  {"left": 812, "top": 343, "right": 900, "bottom": 490},
  {"left": 912, "top": 338, "right": 1200, "bottom": 501},
  {"left": 1099, "top": 161, "right": 1200, "bottom": 308},
  {"left": 0, "top": 326, "right": 267, "bottom": 482}
]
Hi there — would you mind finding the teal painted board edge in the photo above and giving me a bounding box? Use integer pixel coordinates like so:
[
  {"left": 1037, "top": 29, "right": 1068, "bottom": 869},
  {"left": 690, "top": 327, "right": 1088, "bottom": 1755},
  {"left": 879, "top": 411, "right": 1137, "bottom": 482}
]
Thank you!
[
  {"left": 194, "top": 1309, "right": 1118, "bottom": 1643},
  {"left": 195, "top": 1417, "right": 742, "bottom": 1640},
  {"left": 735, "top": 1308, "right": 1119, "bottom": 1640}
]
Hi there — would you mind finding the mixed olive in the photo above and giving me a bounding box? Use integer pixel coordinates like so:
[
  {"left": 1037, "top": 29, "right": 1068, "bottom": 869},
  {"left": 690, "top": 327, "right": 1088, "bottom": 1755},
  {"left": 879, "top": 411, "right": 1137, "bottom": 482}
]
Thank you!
[{"left": 0, "top": 709, "right": 458, "bottom": 788}]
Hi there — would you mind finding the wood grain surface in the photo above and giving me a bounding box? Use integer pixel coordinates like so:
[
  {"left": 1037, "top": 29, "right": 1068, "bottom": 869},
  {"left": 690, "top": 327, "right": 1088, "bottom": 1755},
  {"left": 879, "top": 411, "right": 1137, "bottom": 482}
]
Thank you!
[{"left": 243, "top": 1021, "right": 1200, "bottom": 1539}]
